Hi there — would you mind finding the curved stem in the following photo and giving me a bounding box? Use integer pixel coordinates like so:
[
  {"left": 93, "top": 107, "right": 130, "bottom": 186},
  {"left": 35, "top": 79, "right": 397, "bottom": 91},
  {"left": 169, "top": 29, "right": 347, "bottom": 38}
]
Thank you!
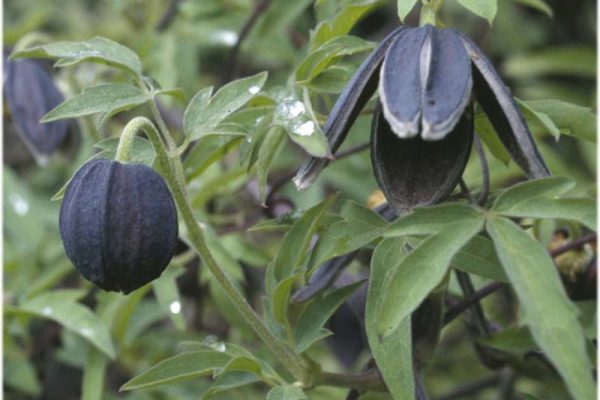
[{"left": 120, "top": 116, "right": 309, "bottom": 383}]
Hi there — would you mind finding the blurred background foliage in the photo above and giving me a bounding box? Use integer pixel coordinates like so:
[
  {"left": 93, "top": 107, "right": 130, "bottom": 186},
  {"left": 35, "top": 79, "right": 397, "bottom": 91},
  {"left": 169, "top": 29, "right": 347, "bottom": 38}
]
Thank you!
[{"left": 3, "top": 0, "right": 596, "bottom": 399}]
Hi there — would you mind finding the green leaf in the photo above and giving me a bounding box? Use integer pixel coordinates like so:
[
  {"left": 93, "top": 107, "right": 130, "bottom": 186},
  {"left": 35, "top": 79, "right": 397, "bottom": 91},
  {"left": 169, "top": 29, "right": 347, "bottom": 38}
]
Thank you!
[
  {"left": 486, "top": 217, "right": 595, "bottom": 400},
  {"left": 517, "top": 98, "right": 561, "bottom": 139},
  {"left": 510, "top": 0, "right": 553, "bottom": 17},
  {"left": 457, "top": 0, "right": 498, "bottom": 24},
  {"left": 302, "top": 65, "right": 352, "bottom": 94},
  {"left": 308, "top": 201, "right": 386, "bottom": 271},
  {"left": 366, "top": 238, "right": 414, "bottom": 400},
  {"left": 18, "top": 291, "right": 115, "bottom": 359},
  {"left": 183, "top": 72, "right": 268, "bottom": 139},
  {"left": 4, "top": 357, "right": 41, "bottom": 397},
  {"left": 285, "top": 91, "right": 331, "bottom": 158},
  {"left": 81, "top": 346, "right": 109, "bottom": 400},
  {"left": 492, "top": 176, "right": 574, "bottom": 208},
  {"left": 452, "top": 235, "right": 508, "bottom": 282},
  {"left": 11, "top": 36, "right": 143, "bottom": 75},
  {"left": 120, "top": 351, "right": 231, "bottom": 391},
  {"left": 397, "top": 0, "right": 419, "bottom": 22},
  {"left": 95, "top": 136, "right": 156, "bottom": 166},
  {"left": 42, "top": 83, "right": 148, "bottom": 124},
  {"left": 475, "top": 110, "right": 512, "bottom": 165},
  {"left": 378, "top": 217, "right": 485, "bottom": 337},
  {"left": 503, "top": 46, "right": 596, "bottom": 79},
  {"left": 267, "top": 385, "right": 307, "bottom": 400},
  {"left": 492, "top": 177, "right": 596, "bottom": 230},
  {"left": 184, "top": 130, "right": 246, "bottom": 181},
  {"left": 296, "top": 35, "right": 375, "bottom": 82},
  {"left": 294, "top": 280, "right": 364, "bottom": 353},
  {"left": 270, "top": 195, "right": 337, "bottom": 286},
  {"left": 272, "top": 274, "right": 301, "bottom": 327},
  {"left": 201, "top": 372, "right": 260, "bottom": 399},
  {"left": 523, "top": 99, "right": 596, "bottom": 142},
  {"left": 152, "top": 264, "right": 185, "bottom": 330},
  {"left": 310, "top": 1, "right": 379, "bottom": 51},
  {"left": 385, "top": 204, "right": 483, "bottom": 237},
  {"left": 477, "top": 326, "right": 537, "bottom": 354},
  {"left": 257, "top": 126, "right": 287, "bottom": 204}
]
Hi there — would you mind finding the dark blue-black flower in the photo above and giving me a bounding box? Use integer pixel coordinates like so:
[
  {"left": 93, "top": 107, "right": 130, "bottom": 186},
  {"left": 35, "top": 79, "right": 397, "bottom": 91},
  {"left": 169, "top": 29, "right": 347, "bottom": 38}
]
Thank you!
[{"left": 294, "top": 25, "right": 550, "bottom": 212}]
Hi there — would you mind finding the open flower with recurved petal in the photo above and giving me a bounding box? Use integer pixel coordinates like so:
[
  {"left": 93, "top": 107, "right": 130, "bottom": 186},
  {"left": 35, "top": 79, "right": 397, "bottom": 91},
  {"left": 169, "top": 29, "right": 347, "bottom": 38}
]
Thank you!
[{"left": 294, "top": 25, "right": 550, "bottom": 213}]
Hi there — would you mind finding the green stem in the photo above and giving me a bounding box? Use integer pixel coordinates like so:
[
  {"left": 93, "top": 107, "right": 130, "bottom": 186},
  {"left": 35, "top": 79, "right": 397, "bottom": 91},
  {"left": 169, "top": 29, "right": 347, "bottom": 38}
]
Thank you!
[
  {"left": 115, "top": 119, "right": 145, "bottom": 162},
  {"left": 314, "top": 371, "right": 387, "bottom": 392},
  {"left": 119, "top": 116, "right": 309, "bottom": 383}
]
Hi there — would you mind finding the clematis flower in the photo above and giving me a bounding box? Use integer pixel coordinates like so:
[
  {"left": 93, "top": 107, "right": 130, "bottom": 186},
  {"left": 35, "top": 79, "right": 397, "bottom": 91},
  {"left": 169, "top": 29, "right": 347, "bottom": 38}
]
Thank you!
[
  {"left": 294, "top": 25, "right": 550, "bottom": 213},
  {"left": 4, "top": 53, "right": 71, "bottom": 164}
]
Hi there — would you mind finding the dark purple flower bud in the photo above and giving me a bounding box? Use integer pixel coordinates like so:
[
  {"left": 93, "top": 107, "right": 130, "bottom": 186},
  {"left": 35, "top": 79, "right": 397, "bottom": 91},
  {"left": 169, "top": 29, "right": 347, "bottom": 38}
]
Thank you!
[
  {"left": 4, "top": 54, "right": 70, "bottom": 164},
  {"left": 59, "top": 159, "right": 178, "bottom": 293}
]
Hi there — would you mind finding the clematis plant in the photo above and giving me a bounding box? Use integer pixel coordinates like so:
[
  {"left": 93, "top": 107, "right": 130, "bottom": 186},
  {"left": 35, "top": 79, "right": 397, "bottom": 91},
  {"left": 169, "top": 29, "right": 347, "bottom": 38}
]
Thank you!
[{"left": 294, "top": 24, "right": 550, "bottom": 212}]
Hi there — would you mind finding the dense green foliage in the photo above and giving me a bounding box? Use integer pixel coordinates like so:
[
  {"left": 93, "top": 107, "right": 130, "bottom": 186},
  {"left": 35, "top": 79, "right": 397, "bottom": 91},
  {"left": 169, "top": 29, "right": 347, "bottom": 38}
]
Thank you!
[{"left": 4, "top": 0, "right": 596, "bottom": 399}]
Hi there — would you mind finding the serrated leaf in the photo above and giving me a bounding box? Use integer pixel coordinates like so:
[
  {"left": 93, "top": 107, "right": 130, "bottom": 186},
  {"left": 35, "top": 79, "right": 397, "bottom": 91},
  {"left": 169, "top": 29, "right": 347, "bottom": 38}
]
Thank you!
[
  {"left": 366, "top": 238, "right": 414, "bottom": 400},
  {"left": 524, "top": 99, "right": 596, "bottom": 142},
  {"left": 487, "top": 217, "right": 595, "bottom": 400},
  {"left": 42, "top": 83, "right": 148, "bottom": 123},
  {"left": 120, "top": 351, "right": 231, "bottom": 391},
  {"left": 378, "top": 217, "right": 485, "bottom": 337},
  {"left": 397, "top": 0, "right": 419, "bottom": 22},
  {"left": 183, "top": 72, "right": 267, "bottom": 139},
  {"left": 294, "top": 280, "right": 364, "bottom": 353},
  {"left": 457, "top": 0, "right": 498, "bottom": 24},
  {"left": 18, "top": 291, "right": 115, "bottom": 359},
  {"left": 267, "top": 385, "right": 307, "bottom": 400},
  {"left": 11, "top": 36, "right": 143, "bottom": 75},
  {"left": 492, "top": 177, "right": 596, "bottom": 230}
]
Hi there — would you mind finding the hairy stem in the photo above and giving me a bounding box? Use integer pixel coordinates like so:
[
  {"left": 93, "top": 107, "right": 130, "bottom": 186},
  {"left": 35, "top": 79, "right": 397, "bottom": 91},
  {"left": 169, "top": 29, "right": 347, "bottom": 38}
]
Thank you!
[{"left": 119, "top": 116, "right": 309, "bottom": 382}]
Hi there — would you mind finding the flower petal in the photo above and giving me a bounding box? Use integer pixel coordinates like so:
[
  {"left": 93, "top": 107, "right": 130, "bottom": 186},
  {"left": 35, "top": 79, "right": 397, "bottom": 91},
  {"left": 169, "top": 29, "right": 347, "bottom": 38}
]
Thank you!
[
  {"left": 294, "top": 27, "right": 407, "bottom": 190},
  {"left": 371, "top": 101, "right": 474, "bottom": 213},
  {"left": 456, "top": 31, "right": 550, "bottom": 178},
  {"left": 379, "top": 27, "right": 428, "bottom": 139},
  {"left": 421, "top": 28, "right": 472, "bottom": 140}
]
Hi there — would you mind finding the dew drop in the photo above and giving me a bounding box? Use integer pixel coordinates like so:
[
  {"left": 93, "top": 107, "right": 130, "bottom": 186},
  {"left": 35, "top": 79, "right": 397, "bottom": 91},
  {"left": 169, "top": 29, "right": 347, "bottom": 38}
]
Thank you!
[
  {"left": 42, "top": 307, "right": 52, "bottom": 316},
  {"left": 248, "top": 85, "right": 260, "bottom": 95},
  {"left": 10, "top": 193, "right": 29, "bottom": 216},
  {"left": 275, "top": 100, "right": 305, "bottom": 120},
  {"left": 212, "top": 30, "right": 238, "bottom": 47},
  {"left": 169, "top": 300, "right": 181, "bottom": 314},
  {"left": 291, "top": 120, "right": 315, "bottom": 136},
  {"left": 80, "top": 327, "right": 93, "bottom": 336},
  {"left": 203, "top": 335, "right": 226, "bottom": 352}
]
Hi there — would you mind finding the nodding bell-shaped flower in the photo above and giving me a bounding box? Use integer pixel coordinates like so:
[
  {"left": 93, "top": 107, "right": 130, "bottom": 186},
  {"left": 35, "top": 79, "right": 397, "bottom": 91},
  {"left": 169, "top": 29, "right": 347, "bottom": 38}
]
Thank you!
[{"left": 294, "top": 25, "right": 550, "bottom": 213}]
